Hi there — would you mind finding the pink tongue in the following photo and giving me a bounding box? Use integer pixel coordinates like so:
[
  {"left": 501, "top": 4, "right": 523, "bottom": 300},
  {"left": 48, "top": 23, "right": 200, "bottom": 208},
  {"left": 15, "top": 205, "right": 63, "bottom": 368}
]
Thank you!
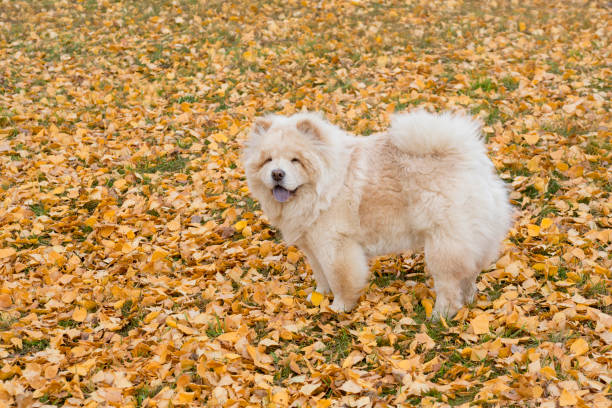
[{"left": 273, "top": 186, "right": 291, "bottom": 202}]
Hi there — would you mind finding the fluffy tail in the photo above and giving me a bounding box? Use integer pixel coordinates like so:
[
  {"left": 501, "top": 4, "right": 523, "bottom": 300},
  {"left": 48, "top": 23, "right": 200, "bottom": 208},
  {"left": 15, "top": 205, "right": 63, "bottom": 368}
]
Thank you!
[{"left": 388, "top": 110, "right": 483, "bottom": 155}]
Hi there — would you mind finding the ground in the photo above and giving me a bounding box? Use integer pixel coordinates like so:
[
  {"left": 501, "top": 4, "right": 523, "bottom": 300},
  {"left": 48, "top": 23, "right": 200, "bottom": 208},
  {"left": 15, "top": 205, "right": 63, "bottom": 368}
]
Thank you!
[{"left": 0, "top": 0, "right": 610, "bottom": 407}]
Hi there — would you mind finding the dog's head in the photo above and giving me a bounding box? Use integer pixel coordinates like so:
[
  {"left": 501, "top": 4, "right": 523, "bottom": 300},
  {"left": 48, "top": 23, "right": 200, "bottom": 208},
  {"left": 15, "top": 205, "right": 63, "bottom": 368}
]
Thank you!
[
  {"left": 242, "top": 112, "right": 350, "bottom": 230},
  {"left": 243, "top": 113, "right": 328, "bottom": 203}
]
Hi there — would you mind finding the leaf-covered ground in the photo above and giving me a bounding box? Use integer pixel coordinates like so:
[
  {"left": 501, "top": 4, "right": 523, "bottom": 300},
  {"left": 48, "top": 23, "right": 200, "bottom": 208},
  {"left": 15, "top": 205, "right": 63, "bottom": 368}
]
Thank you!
[{"left": 0, "top": 0, "right": 611, "bottom": 406}]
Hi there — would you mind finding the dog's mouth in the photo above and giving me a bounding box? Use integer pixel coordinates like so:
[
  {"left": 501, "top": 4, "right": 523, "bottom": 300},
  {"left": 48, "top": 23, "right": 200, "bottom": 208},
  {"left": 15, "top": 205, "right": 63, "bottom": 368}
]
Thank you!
[{"left": 272, "top": 185, "right": 298, "bottom": 203}]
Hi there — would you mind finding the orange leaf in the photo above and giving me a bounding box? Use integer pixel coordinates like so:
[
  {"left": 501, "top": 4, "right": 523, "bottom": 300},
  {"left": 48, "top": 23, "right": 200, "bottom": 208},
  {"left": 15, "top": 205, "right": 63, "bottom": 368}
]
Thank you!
[
  {"left": 72, "top": 307, "right": 87, "bottom": 322},
  {"left": 470, "top": 313, "right": 491, "bottom": 335},
  {"left": 0, "top": 248, "right": 16, "bottom": 259}
]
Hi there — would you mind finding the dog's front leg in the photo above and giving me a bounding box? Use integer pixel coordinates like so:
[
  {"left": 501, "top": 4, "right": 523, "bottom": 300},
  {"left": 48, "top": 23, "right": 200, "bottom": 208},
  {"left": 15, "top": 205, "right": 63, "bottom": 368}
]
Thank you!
[
  {"left": 322, "top": 239, "right": 370, "bottom": 313},
  {"left": 300, "top": 246, "right": 331, "bottom": 300}
]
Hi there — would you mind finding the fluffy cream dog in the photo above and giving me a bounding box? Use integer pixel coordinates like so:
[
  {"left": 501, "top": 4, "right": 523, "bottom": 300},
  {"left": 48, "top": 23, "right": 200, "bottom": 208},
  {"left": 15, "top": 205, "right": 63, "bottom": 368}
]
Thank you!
[{"left": 242, "top": 110, "right": 512, "bottom": 318}]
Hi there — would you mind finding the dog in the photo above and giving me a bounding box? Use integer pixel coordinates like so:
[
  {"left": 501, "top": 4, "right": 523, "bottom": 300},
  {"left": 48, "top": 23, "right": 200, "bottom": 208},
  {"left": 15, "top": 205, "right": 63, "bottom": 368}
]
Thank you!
[{"left": 242, "top": 110, "right": 512, "bottom": 319}]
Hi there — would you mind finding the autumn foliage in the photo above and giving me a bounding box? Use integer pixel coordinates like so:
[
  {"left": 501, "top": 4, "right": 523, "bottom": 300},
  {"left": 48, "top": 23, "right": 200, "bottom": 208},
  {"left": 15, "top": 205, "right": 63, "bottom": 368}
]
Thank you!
[{"left": 0, "top": 0, "right": 610, "bottom": 407}]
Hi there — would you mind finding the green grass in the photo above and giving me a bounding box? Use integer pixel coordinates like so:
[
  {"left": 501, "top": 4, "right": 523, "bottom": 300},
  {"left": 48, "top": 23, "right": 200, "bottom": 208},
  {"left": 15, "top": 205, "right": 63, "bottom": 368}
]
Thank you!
[
  {"left": 21, "top": 338, "right": 50, "bottom": 355},
  {"left": 58, "top": 319, "right": 80, "bottom": 328},
  {"left": 121, "top": 300, "right": 134, "bottom": 317},
  {"left": 135, "top": 385, "right": 163, "bottom": 407},
  {"left": 471, "top": 77, "right": 497, "bottom": 93},
  {"left": 372, "top": 271, "right": 397, "bottom": 288},
  {"left": 29, "top": 203, "right": 47, "bottom": 216},
  {"left": 501, "top": 76, "right": 519, "bottom": 91},
  {"left": 585, "top": 281, "right": 608, "bottom": 297},
  {"left": 323, "top": 328, "right": 353, "bottom": 364},
  {"left": 546, "top": 178, "right": 561, "bottom": 196},
  {"left": 82, "top": 200, "right": 100, "bottom": 213},
  {"left": 176, "top": 95, "right": 198, "bottom": 103},
  {"left": 206, "top": 315, "right": 224, "bottom": 338},
  {"left": 135, "top": 156, "right": 188, "bottom": 174}
]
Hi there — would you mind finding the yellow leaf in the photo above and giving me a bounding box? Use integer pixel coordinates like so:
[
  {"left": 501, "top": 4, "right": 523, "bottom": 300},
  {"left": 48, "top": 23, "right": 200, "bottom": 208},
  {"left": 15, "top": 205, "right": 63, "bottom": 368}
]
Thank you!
[
  {"left": 518, "top": 21, "right": 526, "bottom": 31},
  {"left": 233, "top": 220, "right": 247, "bottom": 232},
  {"left": 151, "top": 249, "right": 168, "bottom": 262},
  {"left": 143, "top": 311, "right": 160, "bottom": 324},
  {"left": 211, "top": 132, "right": 228, "bottom": 143},
  {"left": 167, "top": 218, "right": 181, "bottom": 231},
  {"left": 523, "top": 133, "right": 539, "bottom": 145},
  {"left": 316, "top": 400, "right": 332, "bottom": 408},
  {"left": 84, "top": 216, "right": 97, "bottom": 228},
  {"left": 339, "top": 380, "right": 362, "bottom": 393},
  {"left": 0, "top": 293, "right": 13, "bottom": 309},
  {"left": 421, "top": 298, "right": 433, "bottom": 319},
  {"left": 540, "top": 217, "right": 553, "bottom": 229},
  {"left": 217, "top": 332, "right": 239, "bottom": 343},
  {"left": 166, "top": 317, "right": 178, "bottom": 329},
  {"left": 174, "top": 391, "right": 194, "bottom": 404},
  {"left": 286, "top": 250, "right": 300, "bottom": 264},
  {"left": 556, "top": 162, "right": 569, "bottom": 172},
  {"left": 0, "top": 247, "right": 16, "bottom": 259},
  {"left": 527, "top": 224, "right": 540, "bottom": 237},
  {"left": 242, "top": 49, "right": 255, "bottom": 62},
  {"left": 103, "top": 210, "right": 115, "bottom": 222},
  {"left": 570, "top": 337, "right": 589, "bottom": 356},
  {"left": 177, "top": 323, "right": 196, "bottom": 335},
  {"left": 310, "top": 291, "right": 323, "bottom": 307},
  {"left": 540, "top": 366, "right": 557, "bottom": 379},
  {"left": 559, "top": 388, "right": 578, "bottom": 406},
  {"left": 271, "top": 389, "right": 289, "bottom": 404},
  {"left": 470, "top": 313, "right": 491, "bottom": 335},
  {"left": 72, "top": 307, "right": 87, "bottom": 322},
  {"left": 526, "top": 157, "right": 540, "bottom": 172}
]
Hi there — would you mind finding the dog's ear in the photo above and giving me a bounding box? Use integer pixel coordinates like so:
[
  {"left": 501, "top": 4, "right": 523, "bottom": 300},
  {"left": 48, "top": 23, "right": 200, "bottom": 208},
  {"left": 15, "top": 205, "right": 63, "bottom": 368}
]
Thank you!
[
  {"left": 296, "top": 118, "right": 323, "bottom": 141},
  {"left": 252, "top": 117, "right": 273, "bottom": 136}
]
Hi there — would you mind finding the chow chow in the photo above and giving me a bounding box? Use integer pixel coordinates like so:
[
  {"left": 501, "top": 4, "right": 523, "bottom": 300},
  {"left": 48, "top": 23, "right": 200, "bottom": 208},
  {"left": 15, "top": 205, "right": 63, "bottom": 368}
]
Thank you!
[{"left": 242, "top": 110, "right": 512, "bottom": 318}]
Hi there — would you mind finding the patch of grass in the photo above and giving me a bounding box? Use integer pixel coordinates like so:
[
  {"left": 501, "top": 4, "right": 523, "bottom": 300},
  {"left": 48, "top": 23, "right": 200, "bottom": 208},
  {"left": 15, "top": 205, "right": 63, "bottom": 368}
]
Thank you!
[
  {"left": 546, "top": 178, "right": 561, "bottom": 196},
  {"left": 523, "top": 185, "right": 539, "bottom": 199},
  {"left": 39, "top": 392, "right": 72, "bottom": 406},
  {"left": 486, "top": 284, "right": 504, "bottom": 301},
  {"left": 372, "top": 271, "right": 396, "bottom": 288},
  {"left": 585, "top": 281, "right": 608, "bottom": 297},
  {"left": 206, "top": 315, "right": 224, "bottom": 338},
  {"left": 501, "top": 76, "right": 519, "bottom": 91},
  {"left": 121, "top": 299, "right": 134, "bottom": 317},
  {"left": 58, "top": 319, "right": 80, "bottom": 328},
  {"left": 448, "top": 386, "right": 482, "bottom": 406},
  {"left": 21, "top": 338, "right": 50, "bottom": 355},
  {"left": 323, "top": 328, "right": 353, "bottom": 363},
  {"left": 379, "top": 385, "right": 399, "bottom": 396},
  {"left": 471, "top": 77, "right": 497, "bottom": 93},
  {"left": 118, "top": 303, "right": 144, "bottom": 337},
  {"left": 135, "top": 385, "right": 163, "bottom": 407},
  {"left": 136, "top": 156, "right": 188, "bottom": 174},
  {"left": 29, "top": 202, "right": 47, "bottom": 216},
  {"left": 273, "top": 360, "right": 291, "bottom": 385},
  {"left": 82, "top": 199, "right": 100, "bottom": 213},
  {"left": 177, "top": 95, "right": 198, "bottom": 103},
  {"left": 536, "top": 205, "right": 559, "bottom": 223},
  {"left": 0, "top": 314, "right": 18, "bottom": 330}
]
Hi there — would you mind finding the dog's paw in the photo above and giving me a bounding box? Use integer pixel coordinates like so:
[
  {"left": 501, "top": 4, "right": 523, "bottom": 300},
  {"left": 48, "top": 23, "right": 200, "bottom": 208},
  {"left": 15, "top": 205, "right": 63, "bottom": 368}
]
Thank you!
[
  {"left": 329, "top": 298, "right": 353, "bottom": 313},
  {"left": 431, "top": 301, "right": 461, "bottom": 321}
]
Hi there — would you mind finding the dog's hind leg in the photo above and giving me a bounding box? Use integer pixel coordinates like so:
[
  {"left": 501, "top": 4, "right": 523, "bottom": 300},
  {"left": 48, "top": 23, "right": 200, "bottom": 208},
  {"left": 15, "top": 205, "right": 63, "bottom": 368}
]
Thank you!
[{"left": 425, "top": 238, "right": 480, "bottom": 320}]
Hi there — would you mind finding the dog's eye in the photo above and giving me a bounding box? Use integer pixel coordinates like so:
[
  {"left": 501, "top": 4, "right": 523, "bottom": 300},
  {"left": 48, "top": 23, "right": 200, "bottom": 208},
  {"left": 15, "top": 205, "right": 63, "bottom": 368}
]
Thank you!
[
  {"left": 262, "top": 158, "right": 272, "bottom": 165},
  {"left": 291, "top": 158, "right": 301, "bottom": 164}
]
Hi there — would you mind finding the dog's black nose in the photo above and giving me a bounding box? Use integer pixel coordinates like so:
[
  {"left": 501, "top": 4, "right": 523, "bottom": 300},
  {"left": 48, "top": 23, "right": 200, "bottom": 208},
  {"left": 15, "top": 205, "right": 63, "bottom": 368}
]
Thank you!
[{"left": 271, "top": 169, "right": 285, "bottom": 181}]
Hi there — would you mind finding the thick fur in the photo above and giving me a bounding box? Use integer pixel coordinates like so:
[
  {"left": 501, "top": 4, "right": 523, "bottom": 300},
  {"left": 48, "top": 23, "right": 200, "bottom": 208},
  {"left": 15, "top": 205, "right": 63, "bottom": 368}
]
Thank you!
[{"left": 242, "top": 110, "right": 512, "bottom": 318}]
